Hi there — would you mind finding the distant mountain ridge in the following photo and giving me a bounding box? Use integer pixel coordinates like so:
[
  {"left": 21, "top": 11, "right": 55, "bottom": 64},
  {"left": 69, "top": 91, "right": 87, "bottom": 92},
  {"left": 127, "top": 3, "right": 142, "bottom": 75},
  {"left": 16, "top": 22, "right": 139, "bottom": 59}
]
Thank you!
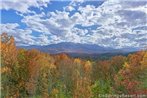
[{"left": 18, "top": 42, "right": 140, "bottom": 54}]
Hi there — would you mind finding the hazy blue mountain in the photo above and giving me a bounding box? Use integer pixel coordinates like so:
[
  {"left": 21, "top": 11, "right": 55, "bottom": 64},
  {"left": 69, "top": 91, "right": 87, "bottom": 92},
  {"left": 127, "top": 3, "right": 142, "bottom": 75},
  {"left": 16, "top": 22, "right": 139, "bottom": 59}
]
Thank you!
[{"left": 18, "top": 42, "right": 139, "bottom": 54}]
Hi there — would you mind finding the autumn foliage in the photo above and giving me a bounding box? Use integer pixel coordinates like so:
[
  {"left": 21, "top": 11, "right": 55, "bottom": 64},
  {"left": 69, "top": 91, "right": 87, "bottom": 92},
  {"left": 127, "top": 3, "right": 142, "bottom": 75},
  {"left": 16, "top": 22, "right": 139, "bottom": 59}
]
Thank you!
[{"left": 1, "top": 33, "right": 147, "bottom": 98}]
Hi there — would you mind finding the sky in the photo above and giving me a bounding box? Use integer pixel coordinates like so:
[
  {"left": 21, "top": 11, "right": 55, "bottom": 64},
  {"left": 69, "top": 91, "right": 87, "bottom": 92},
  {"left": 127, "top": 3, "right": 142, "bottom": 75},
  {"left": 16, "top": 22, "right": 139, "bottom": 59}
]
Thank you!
[{"left": 0, "top": 0, "right": 147, "bottom": 49}]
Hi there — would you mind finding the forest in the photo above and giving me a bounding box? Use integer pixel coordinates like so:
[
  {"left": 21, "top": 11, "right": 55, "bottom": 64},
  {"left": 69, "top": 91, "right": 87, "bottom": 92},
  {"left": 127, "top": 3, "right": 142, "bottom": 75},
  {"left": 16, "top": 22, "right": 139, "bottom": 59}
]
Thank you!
[{"left": 1, "top": 33, "right": 147, "bottom": 98}]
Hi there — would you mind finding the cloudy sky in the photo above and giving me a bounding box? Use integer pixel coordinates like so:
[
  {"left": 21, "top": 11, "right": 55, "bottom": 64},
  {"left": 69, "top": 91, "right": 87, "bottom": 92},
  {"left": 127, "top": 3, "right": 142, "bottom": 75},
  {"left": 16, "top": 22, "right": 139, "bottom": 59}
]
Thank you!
[{"left": 0, "top": 0, "right": 147, "bottom": 49}]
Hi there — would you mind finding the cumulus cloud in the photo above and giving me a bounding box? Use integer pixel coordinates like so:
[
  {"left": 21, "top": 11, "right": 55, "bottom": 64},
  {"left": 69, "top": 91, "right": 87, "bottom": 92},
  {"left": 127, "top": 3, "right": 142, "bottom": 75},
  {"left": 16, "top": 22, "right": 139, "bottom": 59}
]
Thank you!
[
  {"left": 0, "top": 0, "right": 50, "bottom": 13},
  {"left": 64, "top": 5, "right": 75, "bottom": 12},
  {"left": 1, "top": 23, "right": 35, "bottom": 45},
  {"left": 0, "top": 23, "right": 64, "bottom": 46}
]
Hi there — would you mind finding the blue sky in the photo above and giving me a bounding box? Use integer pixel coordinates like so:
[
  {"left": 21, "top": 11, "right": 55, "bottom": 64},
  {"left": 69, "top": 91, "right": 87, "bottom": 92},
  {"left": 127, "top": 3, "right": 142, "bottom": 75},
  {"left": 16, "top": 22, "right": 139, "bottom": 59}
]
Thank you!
[{"left": 0, "top": 0, "right": 147, "bottom": 49}]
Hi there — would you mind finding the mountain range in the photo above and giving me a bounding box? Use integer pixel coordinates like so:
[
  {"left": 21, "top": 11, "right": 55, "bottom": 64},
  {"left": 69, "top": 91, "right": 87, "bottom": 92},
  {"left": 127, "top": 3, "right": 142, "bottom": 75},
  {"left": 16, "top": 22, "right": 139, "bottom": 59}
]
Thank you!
[{"left": 18, "top": 42, "right": 140, "bottom": 54}]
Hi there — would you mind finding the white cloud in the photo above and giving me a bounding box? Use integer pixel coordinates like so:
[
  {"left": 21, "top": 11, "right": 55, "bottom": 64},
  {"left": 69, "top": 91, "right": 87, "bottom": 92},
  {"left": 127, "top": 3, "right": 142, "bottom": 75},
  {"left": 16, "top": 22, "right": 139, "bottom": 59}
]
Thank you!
[
  {"left": 73, "top": 0, "right": 147, "bottom": 48},
  {"left": 64, "top": 5, "right": 75, "bottom": 12},
  {"left": 126, "top": 5, "right": 147, "bottom": 14},
  {"left": 0, "top": 0, "right": 50, "bottom": 13},
  {"left": 0, "top": 23, "right": 36, "bottom": 46},
  {"left": 70, "top": 0, "right": 84, "bottom": 7}
]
